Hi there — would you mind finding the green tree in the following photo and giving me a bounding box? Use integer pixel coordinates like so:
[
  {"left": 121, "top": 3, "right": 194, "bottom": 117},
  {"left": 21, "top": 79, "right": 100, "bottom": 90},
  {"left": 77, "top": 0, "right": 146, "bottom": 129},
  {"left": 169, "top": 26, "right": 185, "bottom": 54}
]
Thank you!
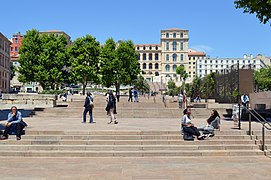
[
  {"left": 133, "top": 75, "right": 150, "bottom": 93},
  {"left": 18, "top": 29, "right": 69, "bottom": 90},
  {"left": 176, "top": 65, "right": 188, "bottom": 84},
  {"left": 68, "top": 35, "right": 101, "bottom": 95},
  {"left": 100, "top": 38, "right": 117, "bottom": 88},
  {"left": 100, "top": 39, "right": 140, "bottom": 93},
  {"left": 254, "top": 65, "right": 271, "bottom": 91},
  {"left": 201, "top": 72, "right": 216, "bottom": 98},
  {"left": 18, "top": 29, "right": 41, "bottom": 84},
  {"left": 116, "top": 40, "right": 140, "bottom": 92},
  {"left": 167, "top": 79, "right": 178, "bottom": 97},
  {"left": 234, "top": 0, "right": 271, "bottom": 25},
  {"left": 37, "top": 33, "right": 68, "bottom": 90}
]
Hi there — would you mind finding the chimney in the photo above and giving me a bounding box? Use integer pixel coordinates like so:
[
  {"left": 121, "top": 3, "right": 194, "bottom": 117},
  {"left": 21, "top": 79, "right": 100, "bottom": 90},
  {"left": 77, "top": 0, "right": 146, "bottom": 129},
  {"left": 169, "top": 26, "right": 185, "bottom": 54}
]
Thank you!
[
  {"left": 244, "top": 54, "right": 247, "bottom": 59},
  {"left": 250, "top": 54, "right": 253, "bottom": 59}
]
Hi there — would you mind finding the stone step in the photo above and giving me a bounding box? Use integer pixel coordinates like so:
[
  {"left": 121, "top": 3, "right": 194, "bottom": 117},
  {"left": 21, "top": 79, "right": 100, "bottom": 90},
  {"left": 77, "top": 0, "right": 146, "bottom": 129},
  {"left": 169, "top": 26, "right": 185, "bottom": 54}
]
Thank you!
[
  {"left": 0, "top": 140, "right": 256, "bottom": 145},
  {"left": 24, "top": 130, "right": 248, "bottom": 135},
  {"left": 17, "top": 135, "right": 253, "bottom": 140},
  {"left": 0, "top": 150, "right": 264, "bottom": 157},
  {"left": 0, "top": 144, "right": 259, "bottom": 151}
]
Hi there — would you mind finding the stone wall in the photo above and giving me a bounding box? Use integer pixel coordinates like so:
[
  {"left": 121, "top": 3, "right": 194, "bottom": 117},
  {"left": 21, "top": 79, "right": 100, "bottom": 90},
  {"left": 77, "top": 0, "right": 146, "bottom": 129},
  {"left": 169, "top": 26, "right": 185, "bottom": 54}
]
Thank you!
[
  {"left": 249, "top": 91, "right": 271, "bottom": 109},
  {"left": 1, "top": 93, "right": 56, "bottom": 108}
]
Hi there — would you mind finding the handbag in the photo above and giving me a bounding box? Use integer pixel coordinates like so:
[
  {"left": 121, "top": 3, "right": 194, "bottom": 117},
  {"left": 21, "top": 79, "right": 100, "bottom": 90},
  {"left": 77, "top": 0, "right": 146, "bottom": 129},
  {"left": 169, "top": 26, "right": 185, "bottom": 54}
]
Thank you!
[{"left": 105, "top": 104, "right": 110, "bottom": 111}]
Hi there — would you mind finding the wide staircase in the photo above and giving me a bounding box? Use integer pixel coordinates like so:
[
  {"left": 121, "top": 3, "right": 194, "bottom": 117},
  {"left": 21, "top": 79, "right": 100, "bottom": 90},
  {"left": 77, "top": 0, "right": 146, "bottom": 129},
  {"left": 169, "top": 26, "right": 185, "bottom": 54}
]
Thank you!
[{"left": 0, "top": 94, "right": 269, "bottom": 157}]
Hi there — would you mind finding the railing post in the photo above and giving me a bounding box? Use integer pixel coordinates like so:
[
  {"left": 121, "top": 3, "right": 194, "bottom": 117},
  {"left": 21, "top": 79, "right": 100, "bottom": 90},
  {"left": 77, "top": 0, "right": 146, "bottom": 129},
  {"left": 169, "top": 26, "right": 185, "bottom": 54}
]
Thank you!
[
  {"left": 238, "top": 103, "right": 241, "bottom": 130},
  {"left": 249, "top": 111, "right": 252, "bottom": 136},
  {"left": 262, "top": 124, "right": 265, "bottom": 151}
]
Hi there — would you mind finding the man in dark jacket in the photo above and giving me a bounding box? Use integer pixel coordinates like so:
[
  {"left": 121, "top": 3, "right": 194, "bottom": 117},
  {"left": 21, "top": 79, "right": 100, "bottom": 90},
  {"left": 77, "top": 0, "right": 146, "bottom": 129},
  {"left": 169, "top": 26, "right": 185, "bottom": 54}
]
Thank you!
[{"left": 83, "top": 92, "right": 95, "bottom": 123}]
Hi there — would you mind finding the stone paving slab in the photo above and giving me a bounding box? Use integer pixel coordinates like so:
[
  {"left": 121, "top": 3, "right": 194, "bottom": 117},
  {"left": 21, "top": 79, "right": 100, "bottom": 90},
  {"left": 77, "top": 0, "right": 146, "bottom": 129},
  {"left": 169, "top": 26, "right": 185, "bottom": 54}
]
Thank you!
[{"left": 0, "top": 157, "right": 271, "bottom": 179}]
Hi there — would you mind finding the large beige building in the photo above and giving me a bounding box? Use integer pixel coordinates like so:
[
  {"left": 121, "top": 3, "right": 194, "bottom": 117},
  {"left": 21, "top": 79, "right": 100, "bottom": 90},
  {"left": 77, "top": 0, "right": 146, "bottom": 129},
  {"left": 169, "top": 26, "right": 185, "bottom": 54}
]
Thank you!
[
  {"left": 0, "top": 32, "right": 11, "bottom": 93},
  {"left": 136, "top": 28, "right": 205, "bottom": 85}
]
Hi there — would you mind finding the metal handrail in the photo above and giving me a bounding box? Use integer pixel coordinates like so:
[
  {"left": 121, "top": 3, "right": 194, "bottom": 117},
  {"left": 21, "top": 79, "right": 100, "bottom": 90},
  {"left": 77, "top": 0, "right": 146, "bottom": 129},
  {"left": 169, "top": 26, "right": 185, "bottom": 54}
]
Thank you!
[{"left": 243, "top": 107, "right": 271, "bottom": 151}]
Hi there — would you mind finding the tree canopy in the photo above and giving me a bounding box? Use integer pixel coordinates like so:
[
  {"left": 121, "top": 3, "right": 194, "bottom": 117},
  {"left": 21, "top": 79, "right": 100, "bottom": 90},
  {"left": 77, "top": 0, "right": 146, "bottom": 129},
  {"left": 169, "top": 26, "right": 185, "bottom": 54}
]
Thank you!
[
  {"left": 100, "top": 39, "right": 140, "bottom": 93},
  {"left": 68, "top": 34, "right": 101, "bottom": 95},
  {"left": 254, "top": 65, "right": 271, "bottom": 91},
  {"left": 18, "top": 29, "right": 68, "bottom": 90},
  {"left": 234, "top": 0, "right": 271, "bottom": 25}
]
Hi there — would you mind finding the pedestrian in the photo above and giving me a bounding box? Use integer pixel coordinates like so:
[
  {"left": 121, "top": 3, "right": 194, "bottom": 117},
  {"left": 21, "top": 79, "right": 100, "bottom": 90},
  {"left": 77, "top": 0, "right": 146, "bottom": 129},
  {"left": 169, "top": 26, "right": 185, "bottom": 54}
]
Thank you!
[
  {"left": 133, "top": 89, "right": 138, "bottom": 102},
  {"left": 162, "top": 93, "right": 167, "bottom": 108},
  {"left": 116, "top": 91, "right": 120, "bottom": 102},
  {"left": 106, "top": 90, "right": 118, "bottom": 124},
  {"left": 241, "top": 93, "right": 250, "bottom": 108},
  {"left": 0, "top": 106, "right": 27, "bottom": 140},
  {"left": 128, "top": 88, "right": 133, "bottom": 102},
  {"left": 178, "top": 93, "right": 184, "bottom": 108},
  {"left": 82, "top": 92, "right": 95, "bottom": 123}
]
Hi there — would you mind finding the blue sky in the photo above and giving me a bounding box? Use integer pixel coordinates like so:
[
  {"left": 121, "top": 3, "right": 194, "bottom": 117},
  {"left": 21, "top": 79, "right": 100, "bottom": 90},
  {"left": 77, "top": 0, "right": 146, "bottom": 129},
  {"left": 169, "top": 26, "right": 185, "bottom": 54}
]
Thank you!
[{"left": 1, "top": 0, "right": 270, "bottom": 58}]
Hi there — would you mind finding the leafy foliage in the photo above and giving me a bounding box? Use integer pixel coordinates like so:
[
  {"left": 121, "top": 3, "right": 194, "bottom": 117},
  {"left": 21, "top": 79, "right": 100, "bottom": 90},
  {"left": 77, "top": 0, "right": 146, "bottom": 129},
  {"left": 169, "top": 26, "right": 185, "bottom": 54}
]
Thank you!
[
  {"left": 133, "top": 75, "right": 150, "bottom": 93},
  {"left": 234, "top": 0, "right": 271, "bottom": 25},
  {"left": 254, "top": 65, "right": 271, "bottom": 91},
  {"left": 68, "top": 35, "right": 101, "bottom": 95},
  {"left": 176, "top": 65, "right": 188, "bottom": 83},
  {"left": 18, "top": 29, "right": 68, "bottom": 90},
  {"left": 100, "top": 39, "right": 140, "bottom": 92}
]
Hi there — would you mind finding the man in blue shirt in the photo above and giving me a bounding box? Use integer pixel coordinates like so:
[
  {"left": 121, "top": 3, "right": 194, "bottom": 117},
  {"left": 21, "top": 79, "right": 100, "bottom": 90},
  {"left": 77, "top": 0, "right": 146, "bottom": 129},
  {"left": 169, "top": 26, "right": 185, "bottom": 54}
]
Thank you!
[{"left": 1, "top": 106, "right": 25, "bottom": 140}]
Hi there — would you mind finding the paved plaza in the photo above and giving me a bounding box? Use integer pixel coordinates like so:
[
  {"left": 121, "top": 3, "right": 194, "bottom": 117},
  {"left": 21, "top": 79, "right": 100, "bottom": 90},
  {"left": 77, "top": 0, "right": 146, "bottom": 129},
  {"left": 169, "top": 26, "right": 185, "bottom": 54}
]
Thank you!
[{"left": 0, "top": 94, "right": 270, "bottom": 179}]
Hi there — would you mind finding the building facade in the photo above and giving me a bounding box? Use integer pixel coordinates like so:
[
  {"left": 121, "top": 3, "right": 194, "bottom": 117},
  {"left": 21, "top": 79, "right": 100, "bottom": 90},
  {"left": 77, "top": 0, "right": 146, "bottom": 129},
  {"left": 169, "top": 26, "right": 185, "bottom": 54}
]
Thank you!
[
  {"left": 136, "top": 28, "right": 199, "bottom": 85},
  {"left": 196, "top": 55, "right": 267, "bottom": 78},
  {"left": 10, "top": 32, "right": 24, "bottom": 92},
  {"left": 0, "top": 32, "right": 11, "bottom": 93},
  {"left": 40, "top": 30, "right": 72, "bottom": 46}
]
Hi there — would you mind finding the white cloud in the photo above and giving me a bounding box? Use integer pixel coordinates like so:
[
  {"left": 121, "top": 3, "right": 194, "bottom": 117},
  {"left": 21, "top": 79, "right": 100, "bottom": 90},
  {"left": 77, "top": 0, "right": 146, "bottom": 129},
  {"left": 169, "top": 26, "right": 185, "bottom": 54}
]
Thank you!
[{"left": 189, "top": 45, "right": 214, "bottom": 53}]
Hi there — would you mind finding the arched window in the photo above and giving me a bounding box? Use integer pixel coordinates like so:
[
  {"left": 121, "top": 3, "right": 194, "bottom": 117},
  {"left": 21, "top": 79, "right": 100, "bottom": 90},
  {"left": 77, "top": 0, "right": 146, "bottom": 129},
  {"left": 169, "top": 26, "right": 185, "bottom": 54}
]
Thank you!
[
  {"left": 155, "top": 72, "right": 159, "bottom": 76},
  {"left": 180, "top": 54, "right": 184, "bottom": 61},
  {"left": 180, "top": 33, "right": 183, "bottom": 38},
  {"left": 143, "top": 63, "right": 146, "bottom": 69},
  {"left": 173, "top": 33, "right": 176, "bottom": 38},
  {"left": 149, "top": 53, "right": 152, "bottom": 60},
  {"left": 172, "top": 54, "right": 177, "bottom": 61},
  {"left": 173, "top": 65, "right": 177, "bottom": 71},
  {"left": 165, "top": 64, "right": 170, "bottom": 72},
  {"left": 180, "top": 42, "right": 184, "bottom": 50},
  {"left": 166, "top": 42, "right": 169, "bottom": 51},
  {"left": 155, "top": 63, "right": 159, "bottom": 69},
  {"left": 155, "top": 53, "right": 159, "bottom": 60},
  {"left": 172, "top": 41, "right": 177, "bottom": 51},
  {"left": 149, "top": 63, "right": 153, "bottom": 69},
  {"left": 138, "top": 54, "right": 140, "bottom": 60},
  {"left": 166, "top": 54, "right": 169, "bottom": 61},
  {"left": 143, "top": 53, "right": 146, "bottom": 60},
  {"left": 166, "top": 74, "right": 171, "bottom": 77},
  {"left": 143, "top": 46, "right": 145, "bottom": 50},
  {"left": 166, "top": 33, "right": 169, "bottom": 38}
]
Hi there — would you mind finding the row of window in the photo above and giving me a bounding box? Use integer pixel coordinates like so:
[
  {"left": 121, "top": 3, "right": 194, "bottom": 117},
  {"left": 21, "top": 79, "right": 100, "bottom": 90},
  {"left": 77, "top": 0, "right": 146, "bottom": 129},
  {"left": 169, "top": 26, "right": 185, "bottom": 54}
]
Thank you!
[
  {"left": 165, "top": 41, "right": 184, "bottom": 51},
  {"left": 165, "top": 32, "right": 184, "bottom": 38},
  {"left": 142, "top": 63, "right": 159, "bottom": 70},
  {"left": 199, "top": 63, "right": 258, "bottom": 69},
  {"left": 139, "top": 53, "right": 159, "bottom": 61},
  {"left": 10, "top": 46, "right": 19, "bottom": 52},
  {"left": 199, "top": 59, "right": 257, "bottom": 64},
  {"left": 136, "top": 46, "right": 159, "bottom": 51},
  {"left": 166, "top": 53, "right": 184, "bottom": 61}
]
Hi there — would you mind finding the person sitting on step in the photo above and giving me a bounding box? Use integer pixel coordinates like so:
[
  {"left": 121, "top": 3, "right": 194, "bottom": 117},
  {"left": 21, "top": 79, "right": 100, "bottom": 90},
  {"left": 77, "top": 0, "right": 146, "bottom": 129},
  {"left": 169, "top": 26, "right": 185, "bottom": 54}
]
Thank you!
[
  {"left": 181, "top": 109, "right": 204, "bottom": 140},
  {"left": 197, "top": 109, "right": 220, "bottom": 138},
  {"left": 0, "top": 106, "right": 27, "bottom": 141}
]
